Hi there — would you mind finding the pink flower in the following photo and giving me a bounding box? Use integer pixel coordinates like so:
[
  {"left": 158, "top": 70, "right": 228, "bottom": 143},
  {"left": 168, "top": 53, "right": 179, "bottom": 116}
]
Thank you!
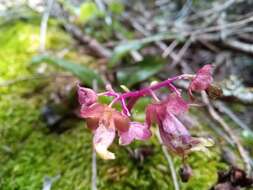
[
  {"left": 119, "top": 122, "right": 151, "bottom": 145},
  {"left": 146, "top": 93, "right": 199, "bottom": 156},
  {"left": 189, "top": 64, "right": 213, "bottom": 93},
  {"left": 80, "top": 103, "right": 130, "bottom": 159},
  {"left": 78, "top": 85, "right": 97, "bottom": 107}
]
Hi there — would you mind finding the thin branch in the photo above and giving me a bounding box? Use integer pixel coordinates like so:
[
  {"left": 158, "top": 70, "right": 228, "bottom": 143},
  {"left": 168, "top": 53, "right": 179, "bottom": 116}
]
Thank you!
[
  {"left": 0, "top": 73, "right": 73, "bottom": 88},
  {"left": 162, "top": 40, "right": 178, "bottom": 58},
  {"left": 56, "top": 2, "right": 112, "bottom": 59},
  {"left": 63, "top": 23, "right": 112, "bottom": 58},
  {"left": 91, "top": 80, "right": 98, "bottom": 190},
  {"left": 39, "top": 0, "right": 54, "bottom": 52},
  {"left": 91, "top": 149, "right": 97, "bottom": 190},
  {"left": 224, "top": 39, "right": 253, "bottom": 54},
  {"left": 191, "top": 16, "right": 253, "bottom": 36},
  {"left": 201, "top": 92, "right": 252, "bottom": 176},
  {"left": 155, "top": 129, "right": 180, "bottom": 190},
  {"left": 213, "top": 101, "right": 252, "bottom": 133},
  {"left": 170, "top": 38, "right": 192, "bottom": 69},
  {"left": 188, "top": 0, "right": 236, "bottom": 21},
  {"left": 125, "top": 17, "right": 191, "bottom": 73}
]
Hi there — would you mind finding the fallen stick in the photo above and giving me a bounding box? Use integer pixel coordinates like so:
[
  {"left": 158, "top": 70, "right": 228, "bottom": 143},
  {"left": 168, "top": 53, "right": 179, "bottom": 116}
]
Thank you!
[{"left": 201, "top": 91, "right": 252, "bottom": 176}]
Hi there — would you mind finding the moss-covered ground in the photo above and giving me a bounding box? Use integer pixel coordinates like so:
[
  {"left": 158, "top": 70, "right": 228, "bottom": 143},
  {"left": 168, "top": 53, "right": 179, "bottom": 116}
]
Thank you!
[{"left": 0, "top": 21, "right": 227, "bottom": 190}]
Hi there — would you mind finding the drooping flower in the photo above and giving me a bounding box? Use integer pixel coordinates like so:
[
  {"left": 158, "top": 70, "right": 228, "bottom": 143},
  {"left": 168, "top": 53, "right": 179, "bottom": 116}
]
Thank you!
[
  {"left": 189, "top": 64, "right": 213, "bottom": 93},
  {"left": 80, "top": 103, "right": 130, "bottom": 159},
  {"left": 78, "top": 85, "right": 97, "bottom": 107},
  {"left": 78, "top": 84, "right": 152, "bottom": 159},
  {"left": 146, "top": 93, "right": 211, "bottom": 156},
  {"left": 119, "top": 122, "right": 151, "bottom": 145}
]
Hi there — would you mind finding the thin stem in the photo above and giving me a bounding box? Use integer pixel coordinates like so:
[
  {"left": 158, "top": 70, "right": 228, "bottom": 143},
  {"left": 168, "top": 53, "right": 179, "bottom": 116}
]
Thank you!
[
  {"left": 40, "top": 0, "right": 54, "bottom": 52},
  {"left": 155, "top": 129, "right": 180, "bottom": 190},
  {"left": 168, "top": 83, "right": 181, "bottom": 96},
  {"left": 91, "top": 148, "right": 97, "bottom": 190},
  {"left": 121, "top": 76, "right": 180, "bottom": 99},
  {"left": 120, "top": 97, "right": 131, "bottom": 116},
  {"left": 109, "top": 95, "right": 120, "bottom": 107},
  {"left": 125, "top": 74, "right": 193, "bottom": 98},
  {"left": 100, "top": 74, "right": 195, "bottom": 115},
  {"left": 104, "top": 74, "right": 194, "bottom": 108},
  {"left": 91, "top": 80, "right": 98, "bottom": 190},
  {"left": 149, "top": 89, "right": 160, "bottom": 102}
]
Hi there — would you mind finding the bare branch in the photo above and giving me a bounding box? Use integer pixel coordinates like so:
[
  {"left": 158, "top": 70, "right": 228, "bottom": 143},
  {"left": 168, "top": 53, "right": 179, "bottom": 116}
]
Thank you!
[
  {"left": 225, "top": 39, "right": 253, "bottom": 54},
  {"left": 201, "top": 92, "right": 252, "bottom": 176},
  {"left": 39, "top": 0, "right": 54, "bottom": 52},
  {"left": 91, "top": 80, "right": 98, "bottom": 190},
  {"left": 63, "top": 23, "right": 112, "bottom": 59},
  {"left": 213, "top": 101, "right": 252, "bottom": 133}
]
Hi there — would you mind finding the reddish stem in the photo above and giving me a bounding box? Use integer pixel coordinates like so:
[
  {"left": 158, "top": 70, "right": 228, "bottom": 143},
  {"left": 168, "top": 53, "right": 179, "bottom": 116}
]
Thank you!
[{"left": 103, "top": 74, "right": 194, "bottom": 115}]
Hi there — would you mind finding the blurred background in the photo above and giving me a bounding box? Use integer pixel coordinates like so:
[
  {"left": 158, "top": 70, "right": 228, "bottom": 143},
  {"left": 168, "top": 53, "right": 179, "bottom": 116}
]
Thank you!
[{"left": 0, "top": 0, "right": 253, "bottom": 189}]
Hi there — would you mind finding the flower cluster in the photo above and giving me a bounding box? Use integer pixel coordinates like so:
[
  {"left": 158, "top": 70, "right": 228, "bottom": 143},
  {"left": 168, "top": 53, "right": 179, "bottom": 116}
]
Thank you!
[{"left": 78, "top": 65, "right": 214, "bottom": 160}]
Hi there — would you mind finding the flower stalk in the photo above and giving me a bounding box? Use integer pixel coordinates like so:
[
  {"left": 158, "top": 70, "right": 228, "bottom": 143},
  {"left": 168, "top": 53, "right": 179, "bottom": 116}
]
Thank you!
[{"left": 78, "top": 65, "right": 214, "bottom": 160}]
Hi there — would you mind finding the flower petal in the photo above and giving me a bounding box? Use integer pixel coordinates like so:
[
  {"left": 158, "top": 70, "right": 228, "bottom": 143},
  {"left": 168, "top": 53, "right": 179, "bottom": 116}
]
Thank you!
[
  {"left": 189, "top": 137, "right": 214, "bottom": 156},
  {"left": 190, "top": 64, "right": 213, "bottom": 92},
  {"left": 80, "top": 103, "right": 105, "bottom": 119},
  {"left": 113, "top": 111, "right": 130, "bottom": 132},
  {"left": 159, "top": 114, "right": 194, "bottom": 155},
  {"left": 78, "top": 85, "right": 97, "bottom": 106},
  {"left": 146, "top": 102, "right": 167, "bottom": 128},
  {"left": 119, "top": 122, "right": 151, "bottom": 145},
  {"left": 93, "top": 120, "right": 116, "bottom": 160},
  {"left": 166, "top": 93, "right": 188, "bottom": 115},
  {"left": 145, "top": 104, "right": 157, "bottom": 128},
  {"left": 162, "top": 113, "right": 190, "bottom": 138},
  {"left": 86, "top": 118, "right": 99, "bottom": 131}
]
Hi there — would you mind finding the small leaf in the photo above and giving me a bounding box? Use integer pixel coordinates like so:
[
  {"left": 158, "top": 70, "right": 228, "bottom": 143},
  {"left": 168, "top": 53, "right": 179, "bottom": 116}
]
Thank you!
[
  {"left": 79, "top": 2, "right": 99, "bottom": 23},
  {"left": 150, "top": 81, "right": 159, "bottom": 86},
  {"left": 120, "top": 85, "right": 130, "bottom": 92},
  {"left": 31, "top": 55, "right": 103, "bottom": 87},
  {"left": 109, "top": 33, "right": 182, "bottom": 67},
  {"left": 242, "top": 130, "right": 253, "bottom": 145},
  {"left": 117, "top": 56, "right": 166, "bottom": 86},
  {"left": 109, "top": 41, "right": 142, "bottom": 67},
  {"left": 108, "top": 1, "right": 124, "bottom": 14}
]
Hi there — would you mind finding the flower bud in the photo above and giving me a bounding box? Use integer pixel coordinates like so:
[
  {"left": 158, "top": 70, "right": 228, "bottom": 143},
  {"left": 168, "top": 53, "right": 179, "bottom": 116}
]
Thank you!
[
  {"left": 78, "top": 85, "right": 97, "bottom": 106},
  {"left": 179, "top": 164, "right": 192, "bottom": 183},
  {"left": 206, "top": 83, "right": 223, "bottom": 99},
  {"left": 189, "top": 64, "right": 213, "bottom": 92}
]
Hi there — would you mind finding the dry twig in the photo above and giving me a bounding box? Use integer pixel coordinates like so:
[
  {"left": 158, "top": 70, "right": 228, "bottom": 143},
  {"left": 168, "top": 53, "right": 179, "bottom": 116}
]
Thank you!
[
  {"left": 91, "top": 80, "right": 98, "bottom": 190},
  {"left": 170, "top": 38, "right": 192, "bottom": 69},
  {"left": 63, "top": 23, "right": 112, "bottom": 59},
  {"left": 213, "top": 101, "right": 252, "bottom": 133},
  {"left": 201, "top": 92, "right": 252, "bottom": 176},
  {"left": 91, "top": 149, "right": 97, "bottom": 190},
  {"left": 39, "top": 0, "right": 55, "bottom": 52}
]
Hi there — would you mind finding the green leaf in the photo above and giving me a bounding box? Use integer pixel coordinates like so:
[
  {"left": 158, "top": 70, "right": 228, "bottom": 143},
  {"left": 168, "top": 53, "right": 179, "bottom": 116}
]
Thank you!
[
  {"left": 242, "top": 130, "right": 253, "bottom": 145},
  {"left": 108, "top": 1, "right": 124, "bottom": 14},
  {"left": 117, "top": 56, "right": 166, "bottom": 87},
  {"left": 109, "top": 33, "right": 182, "bottom": 67},
  {"left": 79, "top": 2, "right": 99, "bottom": 23},
  {"left": 31, "top": 55, "right": 103, "bottom": 87},
  {"left": 109, "top": 41, "right": 142, "bottom": 67}
]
